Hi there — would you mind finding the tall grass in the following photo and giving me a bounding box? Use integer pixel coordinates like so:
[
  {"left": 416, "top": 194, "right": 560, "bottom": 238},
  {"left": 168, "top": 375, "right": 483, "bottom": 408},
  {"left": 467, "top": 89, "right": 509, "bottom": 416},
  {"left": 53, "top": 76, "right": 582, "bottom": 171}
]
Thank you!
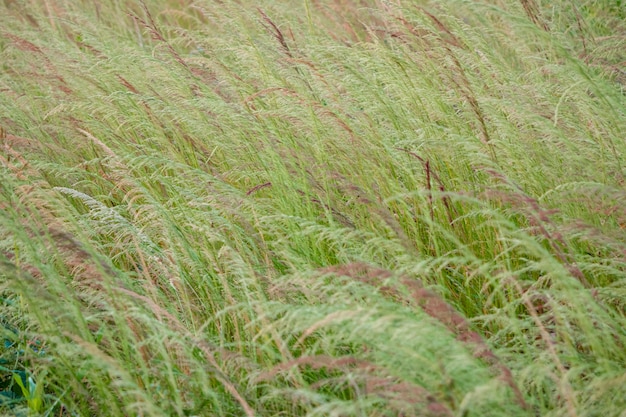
[{"left": 1, "top": 0, "right": 625, "bottom": 415}]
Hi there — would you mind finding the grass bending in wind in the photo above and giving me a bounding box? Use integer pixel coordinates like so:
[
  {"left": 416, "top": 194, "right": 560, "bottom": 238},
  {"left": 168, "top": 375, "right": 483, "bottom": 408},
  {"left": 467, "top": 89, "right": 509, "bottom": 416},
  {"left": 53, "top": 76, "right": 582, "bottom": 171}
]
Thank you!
[{"left": 1, "top": 0, "right": 625, "bottom": 416}]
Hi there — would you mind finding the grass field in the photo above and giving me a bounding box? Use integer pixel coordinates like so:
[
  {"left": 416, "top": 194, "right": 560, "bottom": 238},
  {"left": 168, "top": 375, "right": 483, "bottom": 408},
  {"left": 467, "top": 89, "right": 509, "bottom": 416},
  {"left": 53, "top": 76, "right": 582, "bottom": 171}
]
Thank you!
[{"left": 1, "top": 0, "right": 626, "bottom": 415}]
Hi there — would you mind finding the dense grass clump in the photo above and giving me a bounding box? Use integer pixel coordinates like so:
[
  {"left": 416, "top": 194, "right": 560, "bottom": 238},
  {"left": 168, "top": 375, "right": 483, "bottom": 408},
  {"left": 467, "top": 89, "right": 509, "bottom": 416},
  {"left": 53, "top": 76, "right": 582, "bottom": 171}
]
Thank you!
[{"left": 1, "top": 0, "right": 625, "bottom": 415}]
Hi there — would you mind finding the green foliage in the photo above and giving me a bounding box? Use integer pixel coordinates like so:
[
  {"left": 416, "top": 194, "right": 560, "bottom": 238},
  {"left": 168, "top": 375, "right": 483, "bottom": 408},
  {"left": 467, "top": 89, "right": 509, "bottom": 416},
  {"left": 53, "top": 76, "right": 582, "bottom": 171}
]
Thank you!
[{"left": 1, "top": 0, "right": 625, "bottom": 416}]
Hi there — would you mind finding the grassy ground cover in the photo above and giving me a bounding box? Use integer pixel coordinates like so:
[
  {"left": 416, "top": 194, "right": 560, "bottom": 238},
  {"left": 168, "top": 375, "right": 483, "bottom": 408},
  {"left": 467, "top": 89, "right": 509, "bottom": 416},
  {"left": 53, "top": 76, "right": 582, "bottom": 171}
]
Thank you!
[{"left": 1, "top": 0, "right": 625, "bottom": 415}]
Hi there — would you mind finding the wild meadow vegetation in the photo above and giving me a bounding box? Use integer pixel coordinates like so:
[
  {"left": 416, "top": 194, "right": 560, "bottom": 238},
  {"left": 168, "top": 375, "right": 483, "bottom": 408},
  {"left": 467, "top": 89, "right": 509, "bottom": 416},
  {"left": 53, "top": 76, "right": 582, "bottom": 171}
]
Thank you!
[{"left": 1, "top": 0, "right": 625, "bottom": 415}]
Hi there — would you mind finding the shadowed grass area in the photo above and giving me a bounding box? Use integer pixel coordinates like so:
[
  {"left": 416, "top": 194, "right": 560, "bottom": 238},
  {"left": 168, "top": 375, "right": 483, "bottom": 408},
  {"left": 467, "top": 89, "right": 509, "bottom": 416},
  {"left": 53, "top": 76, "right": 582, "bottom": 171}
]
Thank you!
[{"left": 1, "top": 0, "right": 625, "bottom": 415}]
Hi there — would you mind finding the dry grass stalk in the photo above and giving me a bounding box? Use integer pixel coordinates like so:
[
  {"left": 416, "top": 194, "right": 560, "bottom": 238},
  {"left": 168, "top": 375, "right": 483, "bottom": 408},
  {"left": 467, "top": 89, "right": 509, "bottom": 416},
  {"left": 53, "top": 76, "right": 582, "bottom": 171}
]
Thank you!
[{"left": 519, "top": 0, "right": 550, "bottom": 32}]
